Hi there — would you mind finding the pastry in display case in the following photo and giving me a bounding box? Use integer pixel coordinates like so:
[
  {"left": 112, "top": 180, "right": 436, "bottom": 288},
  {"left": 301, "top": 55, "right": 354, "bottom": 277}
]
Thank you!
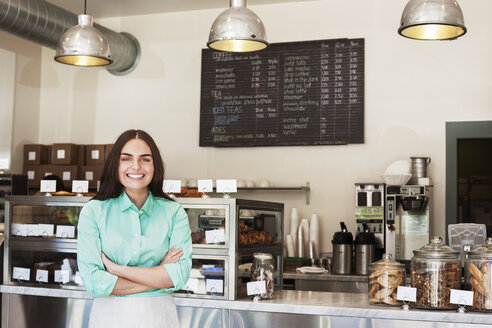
[{"left": 176, "top": 198, "right": 283, "bottom": 300}]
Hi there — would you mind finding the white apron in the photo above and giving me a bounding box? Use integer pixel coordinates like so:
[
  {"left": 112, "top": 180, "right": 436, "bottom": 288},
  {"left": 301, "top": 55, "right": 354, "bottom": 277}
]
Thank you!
[{"left": 89, "top": 295, "right": 180, "bottom": 328}]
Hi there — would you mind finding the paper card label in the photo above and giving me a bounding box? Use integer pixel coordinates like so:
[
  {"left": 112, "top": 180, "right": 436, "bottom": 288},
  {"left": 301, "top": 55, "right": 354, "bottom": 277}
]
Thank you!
[
  {"left": 205, "top": 229, "right": 225, "bottom": 243},
  {"left": 72, "top": 180, "right": 89, "bottom": 193},
  {"left": 36, "top": 269, "right": 49, "bottom": 283},
  {"left": 183, "top": 278, "right": 199, "bottom": 293},
  {"left": 247, "top": 280, "right": 266, "bottom": 296},
  {"left": 198, "top": 179, "right": 213, "bottom": 193},
  {"left": 206, "top": 279, "right": 223, "bottom": 294},
  {"left": 27, "top": 224, "right": 40, "bottom": 237},
  {"left": 62, "top": 171, "right": 71, "bottom": 181},
  {"left": 163, "top": 180, "right": 181, "bottom": 193},
  {"left": 12, "top": 224, "right": 28, "bottom": 237},
  {"left": 40, "top": 180, "right": 56, "bottom": 192},
  {"left": 91, "top": 150, "right": 99, "bottom": 159},
  {"left": 27, "top": 171, "right": 35, "bottom": 180},
  {"left": 28, "top": 151, "right": 36, "bottom": 161},
  {"left": 45, "top": 172, "right": 52, "bottom": 177},
  {"left": 12, "top": 267, "right": 30, "bottom": 281},
  {"left": 450, "top": 289, "right": 474, "bottom": 306},
  {"left": 216, "top": 179, "right": 237, "bottom": 193},
  {"left": 57, "top": 149, "right": 65, "bottom": 159},
  {"left": 396, "top": 286, "right": 417, "bottom": 302},
  {"left": 54, "top": 270, "right": 70, "bottom": 284},
  {"left": 56, "top": 225, "right": 75, "bottom": 238},
  {"left": 38, "top": 224, "right": 55, "bottom": 237},
  {"left": 85, "top": 171, "right": 94, "bottom": 181},
  {"left": 75, "top": 271, "right": 83, "bottom": 285}
]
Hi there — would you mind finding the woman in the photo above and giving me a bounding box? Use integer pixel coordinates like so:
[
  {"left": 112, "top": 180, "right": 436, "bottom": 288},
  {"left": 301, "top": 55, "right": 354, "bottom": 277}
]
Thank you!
[{"left": 77, "top": 129, "right": 192, "bottom": 327}]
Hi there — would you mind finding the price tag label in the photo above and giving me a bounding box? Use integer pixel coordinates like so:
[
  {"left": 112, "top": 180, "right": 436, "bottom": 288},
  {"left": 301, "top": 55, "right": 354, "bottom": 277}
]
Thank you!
[
  {"left": 396, "top": 286, "right": 417, "bottom": 302},
  {"left": 12, "top": 224, "right": 28, "bottom": 236},
  {"left": 36, "top": 269, "right": 49, "bottom": 283},
  {"left": 205, "top": 229, "right": 225, "bottom": 244},
  {"left": 28, "top": 151, "right": 36, "bottom": 161},
  {"left": 12, "top": 267, "right": 30, "bottom": 281},
  {"left": 247, "top": 280, "right": 266, "bottom": 296},
  {"left": 40, "top": 180, "right": 56, "bottom": 192},
  {"left": 57, "top": 149, "right": 65, "bottom": 159},
  {"left": 450, "top": 289, "right": 474, "bottom": 306},
  {"left": 206, "top": 279, "right": 223, "bottom": 294},
  {"left": 216, "top": 179, "right": 237, "bottom": 193},
  {"left": 85, "top": 171, "right": 94, "bottom": 181},
  {"left": 198, "top": 179, "right": 213, "bottom": 193},
  {"left": 72, "top": 180, "right": 89, "bottom": 193},
  {"left": 56, "top": 225, "right": 75, "bottom": 238},
  {"left": 27, "top": 224, "right": 40, "bottom": 237},
  {"left": 27, "top": 170, "right": 35, "bottom": 180},
  {"left": 62, "top": 171, "right": 71, "bottom": 181},
  {"left": 38, "top": 224, "right": 55, "bottom": 237},
  {"left": 54, "top": 270, "right": 70, "bottom": 284},
  {"left": 163, "top": 180, "right": 181, "bottom": 193},
  {"left": 183, "top": 278, "right": 199, "bottom": 293},
  {"left": 91, "top": 150, "right": 99, "bottom": 159}
]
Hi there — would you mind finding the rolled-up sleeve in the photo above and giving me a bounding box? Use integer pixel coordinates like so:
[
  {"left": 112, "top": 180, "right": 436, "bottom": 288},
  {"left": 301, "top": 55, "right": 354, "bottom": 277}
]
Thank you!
[
  {"left": 163, "top": 206, "right": 192, "bottom": 291},
  {"left": 77, "top": 203, "right": 118, "bottom": 297}
]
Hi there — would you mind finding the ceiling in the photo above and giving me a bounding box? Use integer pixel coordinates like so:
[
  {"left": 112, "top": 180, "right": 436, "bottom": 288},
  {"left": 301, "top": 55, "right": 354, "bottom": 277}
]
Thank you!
[{"left": 46, "top": 0, "right": 313, "bottom": 18}]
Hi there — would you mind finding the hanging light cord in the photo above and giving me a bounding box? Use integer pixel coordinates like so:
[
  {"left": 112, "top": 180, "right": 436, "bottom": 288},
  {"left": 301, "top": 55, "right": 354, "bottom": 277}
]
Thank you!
[{"left": 84, "top": 0, "right": 87, "bottom": 15}]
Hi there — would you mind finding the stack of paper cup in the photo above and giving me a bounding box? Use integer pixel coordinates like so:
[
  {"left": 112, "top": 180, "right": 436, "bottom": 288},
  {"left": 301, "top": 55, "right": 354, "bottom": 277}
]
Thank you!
[
  {"left": 309, "top": 213, "right": 320, "bottom": 259},
  {"left": 290, "top": 208, "right": 299, "bottom": 252},
  {"left": 297, "top": 225, "right": 304, "bottom": 257},
  {"left": 300, "top": 218, "right": 310, "bottom": 257},
  {"left": 286, "top": 235, "right": 295, "bottom": 257}
]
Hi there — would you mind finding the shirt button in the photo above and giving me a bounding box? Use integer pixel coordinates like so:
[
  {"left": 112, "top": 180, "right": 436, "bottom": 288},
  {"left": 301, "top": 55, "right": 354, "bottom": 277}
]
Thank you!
[
  {"left": 135, "top": 234, "right": 139, "bottom": 237},
  {"left": 133, "top": 251, "right": 137, "bottom": 255},
  {"left": 139, "top": 210, "right": 143, "bottom": 214}
]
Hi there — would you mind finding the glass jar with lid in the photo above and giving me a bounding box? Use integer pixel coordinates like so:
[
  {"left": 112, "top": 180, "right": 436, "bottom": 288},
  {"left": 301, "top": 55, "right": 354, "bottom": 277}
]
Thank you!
[
  {"left": 368, "top": 253, "right": 405, "bottom": 306},
  {"left": 250, "top": 253, "right": 274, "bottom": 299},
  {"left": 466, "top": 237, "right": 492, "bottom": 311},
  {"left": 411, "top": 236, "right": 461, "bottom": 309}
]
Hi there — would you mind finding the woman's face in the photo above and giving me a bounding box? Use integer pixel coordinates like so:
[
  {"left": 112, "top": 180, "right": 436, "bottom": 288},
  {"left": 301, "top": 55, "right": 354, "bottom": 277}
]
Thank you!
[{"left": 118, "top": 138, "right": 154, "bottom": 193}]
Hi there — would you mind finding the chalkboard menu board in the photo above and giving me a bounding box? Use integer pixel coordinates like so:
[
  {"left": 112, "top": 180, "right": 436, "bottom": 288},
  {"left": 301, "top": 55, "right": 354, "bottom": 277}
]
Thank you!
[{"left": 200, "top": 38, "right": 364, "bottom": 147}]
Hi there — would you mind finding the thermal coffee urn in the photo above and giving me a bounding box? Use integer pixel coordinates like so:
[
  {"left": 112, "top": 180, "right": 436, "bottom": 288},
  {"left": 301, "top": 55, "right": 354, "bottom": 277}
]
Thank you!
[
  {"left": 355, "top": 223, "right": 376, "bottom": 275},
  {"left": 332, "top": 222, "right": 353, "bottom": 275}
]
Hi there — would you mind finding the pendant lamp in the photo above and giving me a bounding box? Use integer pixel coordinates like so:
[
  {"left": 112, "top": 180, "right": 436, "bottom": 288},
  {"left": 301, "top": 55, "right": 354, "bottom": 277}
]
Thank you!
[
  {"left": 208, "top": 0, "right": 268, "bottom": 52},
  {"left": 54, "top": 0, "right": 112, "bottom": 66},
  {"left": 398, "top": 0, "right": 466, "bottom": 40}
]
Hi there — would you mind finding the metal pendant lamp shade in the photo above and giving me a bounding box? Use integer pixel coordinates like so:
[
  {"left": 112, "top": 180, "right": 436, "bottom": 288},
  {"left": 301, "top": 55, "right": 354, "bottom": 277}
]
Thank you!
[
  {"left": 208, "top": 0, "right": 268, "bottom": 52},
  {"left": 55, "top": 14, "right": 112, "bottom": 66},
  {"left": 398, "top": 0, "right": 466, "bottom": 40}
]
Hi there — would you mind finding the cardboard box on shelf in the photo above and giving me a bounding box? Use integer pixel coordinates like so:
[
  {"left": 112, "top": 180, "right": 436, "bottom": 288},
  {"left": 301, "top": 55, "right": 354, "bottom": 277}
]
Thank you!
[
  {"left": 104, "top": 144, "right": 114, "bottom": 161},
  {"left": 78, "top": 145, "right": 86, "bottom": 166},
  {"left": 52, "top": 144, "right": 79, "bottom": 165},
  {"left": 39, "top": 165, "right": 59, "bottom": 180},
  {"left": 80, "top": 165, "right": 104, "bottom": 188},
  {"left": 58, "top": 165, "right": 79, "bottom": 187},
  {"left": 23, "top": 144, "right": 51, "bottom": 165},
  {"left": 85, "top": 145, "right": 106, "bottom": 165},
  {"left": 23, "top": 165, "right": 40, "bottom": 188}
]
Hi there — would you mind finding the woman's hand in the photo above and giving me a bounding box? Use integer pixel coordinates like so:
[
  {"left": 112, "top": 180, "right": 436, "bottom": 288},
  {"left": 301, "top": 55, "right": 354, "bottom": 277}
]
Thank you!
[
  {"left": 159, "top": 246, "right": 183, "bottom": 266},
  {"left": 101, "top": 252, "right": 120, "bottom": 275}
]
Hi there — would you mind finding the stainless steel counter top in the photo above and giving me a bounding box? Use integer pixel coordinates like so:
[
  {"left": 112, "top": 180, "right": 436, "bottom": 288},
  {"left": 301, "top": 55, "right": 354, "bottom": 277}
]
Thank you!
[{"left": 174, "top": 290, "right": 492, "bottom": 325}]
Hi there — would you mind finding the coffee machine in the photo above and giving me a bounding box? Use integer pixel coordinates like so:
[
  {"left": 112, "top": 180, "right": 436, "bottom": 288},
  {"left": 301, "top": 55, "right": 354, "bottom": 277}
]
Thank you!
[
  {"left": 355, "top": 183, "right": 385, "bottom": 258},
  {"left": 385, "top": 185, "right": 432, "bottom": 261}
]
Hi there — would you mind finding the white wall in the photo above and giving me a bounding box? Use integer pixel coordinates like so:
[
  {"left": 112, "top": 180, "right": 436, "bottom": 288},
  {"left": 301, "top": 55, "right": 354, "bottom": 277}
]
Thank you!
[{"left": 19, "top": 0, "right": 492, "bottom": 253}]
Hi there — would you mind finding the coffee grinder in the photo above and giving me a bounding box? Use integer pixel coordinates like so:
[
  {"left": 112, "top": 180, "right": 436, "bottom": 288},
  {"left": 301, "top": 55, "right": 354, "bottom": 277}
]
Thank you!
[
  {"left": 385, "top": 185, "right": 432, "bottom": 262},
  {"left": 355, "top": 183, "right": 385, "bottom": 259}
]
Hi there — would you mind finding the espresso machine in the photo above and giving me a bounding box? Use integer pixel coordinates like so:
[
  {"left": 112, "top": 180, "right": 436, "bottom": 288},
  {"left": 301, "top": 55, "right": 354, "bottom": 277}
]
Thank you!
[
  {"left": 385, "top": 185, "right": 432, "bottom": 262},
  {"left": 355, "top": 183, "right": 385, "bottom": 258}
]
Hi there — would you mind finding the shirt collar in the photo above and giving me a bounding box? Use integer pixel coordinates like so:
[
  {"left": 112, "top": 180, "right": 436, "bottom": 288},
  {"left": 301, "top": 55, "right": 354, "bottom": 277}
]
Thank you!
[{"left": 118, "top": 191, "right": 154, "bottom": 216}]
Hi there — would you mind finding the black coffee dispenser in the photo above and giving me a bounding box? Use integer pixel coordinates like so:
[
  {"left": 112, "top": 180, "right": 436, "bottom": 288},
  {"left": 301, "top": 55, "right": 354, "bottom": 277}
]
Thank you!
[{"left": 332, "top": 222, "right": 353, "bottom": 275}]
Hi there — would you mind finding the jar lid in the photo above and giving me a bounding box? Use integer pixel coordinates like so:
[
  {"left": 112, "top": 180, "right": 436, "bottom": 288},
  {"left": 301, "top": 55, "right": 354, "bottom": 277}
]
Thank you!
[
  {"left": 468, "top": 237, "right": 492, "bottom": 259},
  {"left": 253, "top": 253, "right": 273, "bottom": 260},
  {"left": 413, "top": 236, "right": 460, "bottom": 259},
  {"left": 370, "top": 253, "right": 404, "bottom": 269}
]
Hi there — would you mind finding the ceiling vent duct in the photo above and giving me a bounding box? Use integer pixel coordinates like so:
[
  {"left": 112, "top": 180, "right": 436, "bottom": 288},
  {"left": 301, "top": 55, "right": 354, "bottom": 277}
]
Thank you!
[{"left": 0, "top": 0, "right": 140, "bottom": 75}]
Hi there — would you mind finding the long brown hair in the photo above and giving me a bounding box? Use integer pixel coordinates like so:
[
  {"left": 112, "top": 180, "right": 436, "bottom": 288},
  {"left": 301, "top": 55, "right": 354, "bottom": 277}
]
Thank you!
[{"left": 93, "top": 129, "right": 172, "bottom": 201}]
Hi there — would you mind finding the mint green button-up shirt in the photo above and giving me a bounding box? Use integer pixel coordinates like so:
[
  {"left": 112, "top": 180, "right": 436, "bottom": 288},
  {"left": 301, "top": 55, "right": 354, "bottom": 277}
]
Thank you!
[{"left": 77, "top": 191, "right": 192, "bottom": 298}]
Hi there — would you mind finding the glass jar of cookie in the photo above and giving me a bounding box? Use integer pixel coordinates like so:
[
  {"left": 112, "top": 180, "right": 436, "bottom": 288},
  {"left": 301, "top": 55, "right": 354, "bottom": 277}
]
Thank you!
[
  {"left": 466, "top": 237, "right": 492, "bottom": 312},
  {"left": 411, "top": 236, "right": 461, "bottom": 310},
  {"left": 251, "top": 253, "right": 274, "bottom": 299},
  {"left": 368, "top": 253, "right": 405, "bottom": 306}
]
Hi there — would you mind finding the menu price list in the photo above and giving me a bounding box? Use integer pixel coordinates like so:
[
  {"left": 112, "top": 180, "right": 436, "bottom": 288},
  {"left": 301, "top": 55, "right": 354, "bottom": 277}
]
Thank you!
[{"left": 200, "top": 38, "right": 364, "bottom": 147}]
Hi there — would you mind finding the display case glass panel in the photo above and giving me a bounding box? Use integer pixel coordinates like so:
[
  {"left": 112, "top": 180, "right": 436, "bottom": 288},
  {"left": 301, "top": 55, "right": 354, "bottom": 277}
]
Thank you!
[
  {"left": 184, "top": 205, "right": 229, "bottom": 247},
  {"left": 176, "top": 257, "right": 227, "bottom": 298}
]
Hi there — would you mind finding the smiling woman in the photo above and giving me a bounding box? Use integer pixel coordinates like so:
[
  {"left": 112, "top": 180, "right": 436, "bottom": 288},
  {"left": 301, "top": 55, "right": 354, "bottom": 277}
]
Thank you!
[{"left": 76, "top": 129, "right": 192, "bottom": 328}]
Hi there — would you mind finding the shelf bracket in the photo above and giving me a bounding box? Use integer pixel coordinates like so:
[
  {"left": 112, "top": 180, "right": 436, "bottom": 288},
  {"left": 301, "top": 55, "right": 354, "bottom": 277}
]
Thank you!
[{"left": 305, "top": 181, "right": 310, "bottom": 205}]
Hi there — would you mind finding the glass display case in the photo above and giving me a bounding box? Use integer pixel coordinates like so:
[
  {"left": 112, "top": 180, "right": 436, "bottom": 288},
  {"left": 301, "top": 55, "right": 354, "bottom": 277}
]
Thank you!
[{"left": 176, "top": 198, "right": 284, "bottom": 300}]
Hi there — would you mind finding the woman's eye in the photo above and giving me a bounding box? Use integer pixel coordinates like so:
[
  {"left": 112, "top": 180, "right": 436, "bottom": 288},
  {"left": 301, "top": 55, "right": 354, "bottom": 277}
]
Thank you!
[
  {"left": 121, "top": 157, "right": 131, "bottom": 161},
  {"left": 141, "top": 158, "right": 152, "bottom": 163}
]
